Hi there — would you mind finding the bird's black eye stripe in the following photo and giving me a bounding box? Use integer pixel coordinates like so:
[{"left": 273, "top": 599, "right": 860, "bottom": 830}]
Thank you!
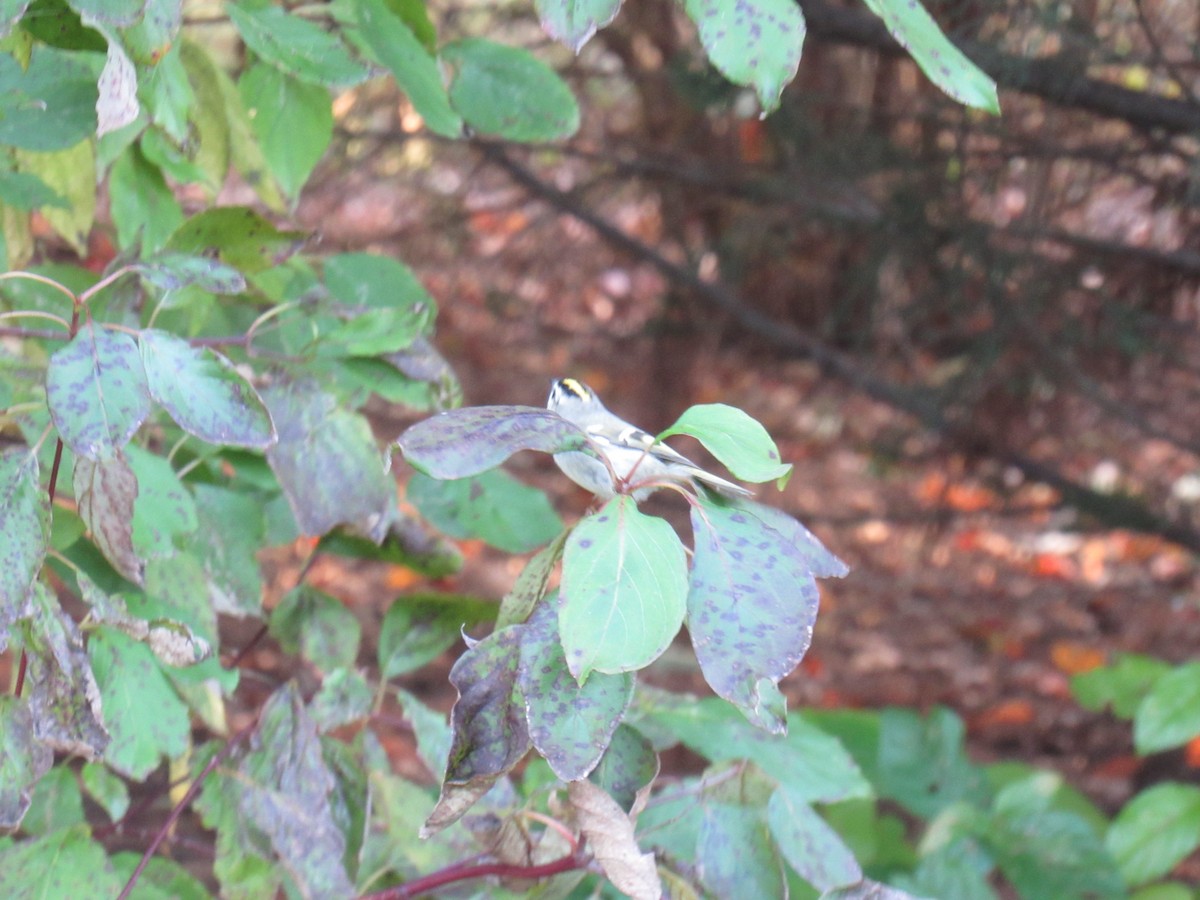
[{"left": 559, "top": 378, "right": 591, "bottom": 400}]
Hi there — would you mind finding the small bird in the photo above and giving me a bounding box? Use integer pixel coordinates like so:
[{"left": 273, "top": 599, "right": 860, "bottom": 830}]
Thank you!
[{"left": 547, "top": 377, "right": 752, "bottom": 501}]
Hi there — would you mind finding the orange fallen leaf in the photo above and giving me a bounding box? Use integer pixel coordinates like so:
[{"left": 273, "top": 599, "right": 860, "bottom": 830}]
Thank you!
[
  {"left": 1030, "top": 553, "right": 1077, "bottom": 579},
  {"left": 945, "top": 482, "right": 997, "bottom": 512},
  {"left": 970, "top": 698, "right": 1035, "bottom": 730},
  {"left": 1186, "top": 737, "right": 1200, "bottom": 769},
  {"left": 1050, "top": 641, "right": 1106, "bottom": 676}
]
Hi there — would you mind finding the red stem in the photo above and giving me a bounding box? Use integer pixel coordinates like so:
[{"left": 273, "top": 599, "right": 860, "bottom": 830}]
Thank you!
[{"left": 362, "top": 852, "right": 586, "bottom": 900}]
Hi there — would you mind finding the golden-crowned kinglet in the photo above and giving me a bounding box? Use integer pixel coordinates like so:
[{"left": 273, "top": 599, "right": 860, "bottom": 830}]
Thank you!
[{"left": 547, "top": 377, "right": 752, "bottom": 501}]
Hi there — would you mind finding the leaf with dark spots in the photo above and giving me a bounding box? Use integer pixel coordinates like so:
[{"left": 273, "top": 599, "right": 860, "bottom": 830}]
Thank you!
[
  {"left": 19, "top": 583, "right": 110, "bottom": 761},
  {"left": 136, "top": 252, "right": 247, "bottom": 294},
  {"left": 496, "top": 529, "right": 570, "bottom": 629},
  {"left": 139, "top": 328, "right": 274, "bottom": 448},
  {"left": 724, "top": 498, "right": 848, "bottom": 578},
  {"left": 518, "top": 602, "right": 634, "bottom": 780},
  {"left": 588, "top": 723, "right": 659, "bottom": 813},
  {"left": 0, "top": 449, "right": 49, "bottom": 634},
  {"left": 164, "top": 206, "right": 307, "bottom": 273},
  {"left": 0, "top": 695, "right": 53, "bottom": 829},
  {"left": 263, "top": 381, "right": 395, "bottom": 541},
  {"left": 688, "top": 495, "right": 822, "bottom": 733},
  {"left": 73, "top": 451, "right": 143, "bottom": 585},
  {"left": 233, "top": 683, "right": 355, "bottom": 898},
  {"left": 397, "top": 405, "right": 588, "bottom": 480},
  {"left": 422, "top": 624, "right": 530, "bottom": 836},
  {"left": 767, "top": 785, "right": 862, "bottom": 892},
  {"left": 270, "top": 585, "right": 361, "bottom": 673},
  {"left": 46, "top": 322, "right": 151, "bottom": 460}
]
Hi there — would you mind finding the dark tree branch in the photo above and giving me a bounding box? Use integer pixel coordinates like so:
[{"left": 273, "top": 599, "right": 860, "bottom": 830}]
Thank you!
[
  {"left": 798, "top": 0, "right": 1200, "bottom": 135},
  {"left": 476, "top": 139, "right": 1200, "bottom": 553}
]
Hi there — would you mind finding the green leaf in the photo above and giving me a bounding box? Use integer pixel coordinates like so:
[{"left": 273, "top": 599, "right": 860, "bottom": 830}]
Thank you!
[
  {"left": 0, "top": 170, "right": 68, "bottom": 210},
  {"left": 88, "top": 626, "right": 191, "bottom": 779},
  {"left": 859, "top": 0, "right": 999, "bottom": 113},
  {"left": 126, "top": 444, "right": 198, "bottom": 559},
  {"left": 139, "top": 329, "right": 276, "bottom": 449},
  {"left": 423, "top": 624, "right": 530, "bottom": 835},
  {"left": 0, "top": 46, "right": 97, "bottom": 150},
  {"left": 120, "top": 0, "right": 183, "bottom": 66},
  {"left": 80, "top": 761, "right": 130, "bottom": 822},
  {"left": 262, "top": 382, "right": 395, "bottom": 540},
  {"left": 1106, "top": 783, "right": 1200, "bottom": 888},
  {"left": 560, "top": 496, "right": 688, "bottom": 679},
  {"left": 20, "top": 583, "right": 110, "bottom": 760},
  {"left": 682, "top": 0, "right": 805, "bottom": 112},
  {"left": 0, "top": 825, "right": 122, "bottom": 898},
  {"left": 1134, "top": 661, "right": 1200, "bottom": 753},
  {"left": 394, "top": 688, "right": 451, "bottom": 781},
  {"left": 19, "top": 764, "right": 83, "bottom": 835},
  {"left": 109, "top": 144, "right": 184, "bottom": 253},
  {"left": 986, "top": 805, "right": 1124, "bottom": 900},
  {"left": 270, "top": 585, "right": 362, "bottom": 673},
  {"left": 72, "top": 452, "right": 144, "bottom": 584},
  {"left": 1072, "top": 653, "right": 1171, "bottom": 720},
  {"left": 177, "top": 39, "right": 231, "bottom": 193},
  {"left": 588, "top": 723, "right": 657, "bottom": 812},
  {"left": 659, "top": 403, "right": 791, "bottom": 483},
  {"left": 378, "top": 593, "right": 493, "bottom": 678},
  {"left": 687, "top": 494, "right": 821, "bottom": 733},
  {"left": 96, "top": 35, "right": 140, "bottom": 136},
  {"left": 137, "top": 252, "right": 247, "bottom": 293},
  {"left": 0, "top": 0, "right": 30, "bottom": 39},
  {"left": 310, "top": 667, "right": 373, "bottom": 733},
  {"left": 0, "top": 449, "right": 49, "bottom": 628},
  {"left": 356, "top": 0, "right": 462, "bottom": 138},
  {"left": 878, "top": 707, "right": 988, "bottom": 819},
  {"left": 66, "top": 0, "right": 142, "bottom": 25},
  {"left": 768, "top": 785, "right": 862, "bottom": 892},
  {"left": 407, "top": 470, "right": 562, "bottom": 554},
  {"left": 317, "top": 514, "right": 462, "bottom": 578},
  {"left": 228, "top": 0, "right": 368, "bottom": 87},
  {"left": 325, "top": 251, "right": 436, "bottom": 314},
  {"left": 696, "top": 770, "right": 786, "bottom": 899},
  {"left": 46, "top": 322, "right": 151, "bottom": 459},
  {"left": 14, "top": 141, "right": 95, "bottom": 255},
  {"left": 239, "top": 62, "right": 332, "bottom": 201},
  {"left": 647, "top": 697, "right": 871, "bottom": 804},
  {"left": 109, "top": 854, "right": 210, "bottom": 900},
  {"left": 728, "top": 498, "right": 849, "bottom": 577},
  {"left": 23, "top": 0, "right": 105, "bottom": 51},
  {"left": 537, "top": 0, "right": 622, "bottom": 53},
  {"left": 190, "top": 483, "right": 265, "bottom": 617},
  {"left": 496, "top": 529, "right": 569, "bottom": 628},
  {"left": 0, "top": 696, "right": 52, "bottom": 830},
  {"left": 518, "top": 602, "right": 633, "bottom": 780},
  {"left": 165, "top": 206, "right": 306, "bottom": 272},
  {"left": 397, "top": 405, "right": 587, "bottom": 479},
  {"left": 442, "top": 38, "right": 579, "bottom": 141},
  {"left": 891, "top": 837, "right": 997, "bottom": 900},
  {"left": 138, "top": 41, "right": 191, "bottom": 142}
]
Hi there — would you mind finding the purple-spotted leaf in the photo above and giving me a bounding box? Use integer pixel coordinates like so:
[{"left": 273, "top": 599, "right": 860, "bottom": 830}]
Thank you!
[
  {"left": 136, "top": 253, "right": 247, "bottom": 294},
  {"left": 537, "top": 0, "right": 623, "bottom": 53},
  {"left": 682, "top": 0, "right": 805, "bottom": 112},
  {"left": 397, "top": 405, "right": 588, "bottom": 480},
  {"left": 518, "top": 602, "right": 634, "bottom": 780},
  {"left": 263, "top": 382, "right": 394, "bottom": 540},
  {"left": 422, "top": 624, "right": 530, "bottom": 836},
  {"left": 139, "top": 330, "right": 275, "bottom": 449},
  {"left": 696, "top": 765, "right": 786, "bottom": 899},
  {"left": 731, "top": 499, "right": 849, "bottom": 578},
  {"left": 46, "top": 323, "right": 151, "bottom": 460},
  {"left": 768, "top": 785, "right": 862, "bottom": 891},
  {"left": 269, "top": 585, "right": 361, "bottom": 673},
  {"left": 126, "top": 444, "right": 198, "bottom": 559},
  {"left": 860, "top": 0, "right": 999, "bottom": 113},
  {"left": 659, "top": 403, "right": 791, "bottom": 484},
  {"left": 0, "top": 449, "right": 49, "bottom": 626},
  {"left": 73, "top": 451, "right": 143, "bottom": 585},
  {"left": 0, "top": 696, "right": 53, "bottom": 829},
  {"left": 588, "top": 723, "right": 659, "bottom": 813},
  {"left": 560, "top": 497, "right": 687, "bottom": 680},
  {"left": 687, "top": 495, "right": 822, "bottom": 733},
  {"left": 96, "top": 37, "right": 139, "bottom": 137},
  {"left": 20, "top": 583, "right": 109, "bottom": 760}
]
